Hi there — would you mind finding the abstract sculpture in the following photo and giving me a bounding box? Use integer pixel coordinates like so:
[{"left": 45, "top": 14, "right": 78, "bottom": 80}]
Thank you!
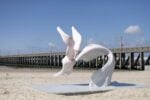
[
  {"left": 33, "top": 27, "right": 149, "bottom": 94},
  {"left": 54, "top": 26, "right": 115, "bottom": 88}
]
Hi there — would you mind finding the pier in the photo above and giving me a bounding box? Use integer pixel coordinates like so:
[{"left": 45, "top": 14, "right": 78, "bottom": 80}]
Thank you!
[{"left": 0, "top": 46, "right": 150, "bottom": 70}]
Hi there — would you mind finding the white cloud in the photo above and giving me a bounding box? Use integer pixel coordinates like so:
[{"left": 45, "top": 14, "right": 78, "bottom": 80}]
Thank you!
[
  {"left": 48, "top": 42, "right": 56, "bottom": 48},
  {"left": 124, "top": 25, "right": 141, "bottom": 34}
]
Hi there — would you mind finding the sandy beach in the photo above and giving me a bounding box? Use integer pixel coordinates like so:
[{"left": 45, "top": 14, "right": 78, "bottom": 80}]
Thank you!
[{"left": 0, "top": 66, "right": 150, "bottom": 100}]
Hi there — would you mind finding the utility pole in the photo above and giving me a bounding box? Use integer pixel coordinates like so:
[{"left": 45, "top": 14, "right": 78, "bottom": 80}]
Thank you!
[
  {"left": 120, "top": 36, "right": 124, "bottom": 69},
  {"left": 7, "top": 51, "right": 10, "bottom": 56},
  {"left": 0, "top": 49, "right": 1, "bottom": 56}
]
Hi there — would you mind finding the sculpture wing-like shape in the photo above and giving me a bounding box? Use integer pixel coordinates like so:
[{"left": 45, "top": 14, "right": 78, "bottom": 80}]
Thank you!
[
  {"left": 76, "top": 44, "right": 115, "bottom": 87},
  {"left": 54, "top": 27, "right": 76, "bottom": 77},
  {"left": 57, "top": 26, "right": 71, "bottom": 45},
  {"left": 72, "top": 26, "right": 82, "bottom": 52},
  {"left": 76, "top": 44, "right": 108, "bottom": 62}
]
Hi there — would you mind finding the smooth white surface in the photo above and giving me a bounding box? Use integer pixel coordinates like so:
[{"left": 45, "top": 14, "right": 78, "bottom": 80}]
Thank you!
[
  {"left": 33, "top": 82, "right": 149, "bottom": 95},
  {"left": 54, "top": 26, "right": 115, "bottom": 88},
  {"left": 53, "top": 56, "right": 75, "bottom": 76},
  {"left": 76, "top": 44, "right": 115, "bottom": 87},
  {"left": 54, "top": 26, "right": 81, "bottom": 76},
  {"left": 71, "top": 26, "right": 82, "bottom": 52}
]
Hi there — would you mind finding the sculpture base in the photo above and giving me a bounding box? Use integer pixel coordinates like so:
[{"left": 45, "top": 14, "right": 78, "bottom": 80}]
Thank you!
[{"left": 32, "top": 81, "right": 149, "bottom": 95}]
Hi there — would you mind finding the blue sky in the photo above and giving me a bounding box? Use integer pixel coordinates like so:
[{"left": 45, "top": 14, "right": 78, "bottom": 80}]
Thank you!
[{"left": 0, "top": 0, "right": 150, "bottom": 55}]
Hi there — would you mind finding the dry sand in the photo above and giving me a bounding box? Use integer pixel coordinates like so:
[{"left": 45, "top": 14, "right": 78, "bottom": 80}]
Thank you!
[{"left": 0, "top": 66, "right": 150, "bottom": 100}]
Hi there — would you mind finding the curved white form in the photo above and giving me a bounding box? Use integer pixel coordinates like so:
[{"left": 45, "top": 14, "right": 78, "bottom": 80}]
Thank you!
[
  {"left": 54, "top": 26, "right": 81, "bottom": 76},
  {"left": 54, "top": 26, "right": 115, "bottom": 87},
  {"left": 76, "top": 44, "right": 115, "bottom": 87}
]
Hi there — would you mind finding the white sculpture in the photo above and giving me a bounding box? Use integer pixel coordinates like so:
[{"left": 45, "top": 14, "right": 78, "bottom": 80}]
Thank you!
[
  {"left": 54, "top": 26, "right": 115, "bottom": 88},
  {"left": 53, "top": 26, "right": 81, "bottom": 76}
]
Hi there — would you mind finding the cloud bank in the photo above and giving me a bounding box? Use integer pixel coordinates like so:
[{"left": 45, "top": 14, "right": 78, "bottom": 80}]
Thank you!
[{"left": 124, "top": 25, "right": 141, "bottom": 34}]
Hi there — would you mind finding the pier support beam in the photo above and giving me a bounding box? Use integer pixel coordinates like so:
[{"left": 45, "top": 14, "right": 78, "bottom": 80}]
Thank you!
[
  {"left": 140, "top": 52, "right": 145, "bottom": 70},
  {"left": 130, "top": 52, "right": 134, "bottom": 70}
]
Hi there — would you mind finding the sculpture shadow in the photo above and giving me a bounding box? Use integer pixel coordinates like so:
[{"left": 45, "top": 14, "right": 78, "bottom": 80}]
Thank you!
[
  {"left": 63, "top": 89, "right": 112, "bottom": 96},
  {"left": 33, "top": 81, "right": 148, "bottom": 96},
  {"left": 61, "top": 81, "right": 137, "bottom": 95},
  {"left": 111, "top": 81, "right": 136, "bottom": 87}
]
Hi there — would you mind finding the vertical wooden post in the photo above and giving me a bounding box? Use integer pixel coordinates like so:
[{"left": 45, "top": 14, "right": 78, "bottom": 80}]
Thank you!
[
  {"left": 130, "top": 52, "right": 134, "bottom": 70},
  {"left": 140, "top": 52, "right": 144, "bottom": 70}
]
